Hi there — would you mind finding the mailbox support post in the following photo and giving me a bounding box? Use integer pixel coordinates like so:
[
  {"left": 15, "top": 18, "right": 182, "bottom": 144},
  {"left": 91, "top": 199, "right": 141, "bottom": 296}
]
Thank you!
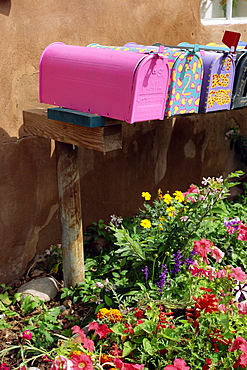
[
  {"left": 23, "top": 108, "right": 122, "bottom": 288},
  {"left": 56, "top": 141, "right": 84, "bottom": 287}
]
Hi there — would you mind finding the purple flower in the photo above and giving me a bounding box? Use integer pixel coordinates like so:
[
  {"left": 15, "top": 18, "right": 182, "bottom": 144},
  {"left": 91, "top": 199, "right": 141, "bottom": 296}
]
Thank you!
[
  {"left": 156, "top": 265, "right": 168, "bottom": 292},
  {"left": 142, "top": 265, "right": 149, "bottom": 280},
  {"left": 224, "top": 217, "right": 241, "bottom": 234},
  {"left": 170, "top": 250, "right": 183, "bottom": 275},
  {"left": 184, "top": 248, "right": 197, "bottom": 270},
  {"left": 234, "top": 282, "right": 247, "bottom": 302}
]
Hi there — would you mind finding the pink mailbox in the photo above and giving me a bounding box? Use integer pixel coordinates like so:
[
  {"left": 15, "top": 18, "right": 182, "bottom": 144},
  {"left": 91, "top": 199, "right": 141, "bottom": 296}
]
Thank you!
[{"left": 39, "top": 42, "right": 170, "bottom": 124}]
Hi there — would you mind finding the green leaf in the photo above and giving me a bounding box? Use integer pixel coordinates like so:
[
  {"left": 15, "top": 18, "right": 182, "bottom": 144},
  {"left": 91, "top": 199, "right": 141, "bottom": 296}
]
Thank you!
[
  {"left": 123, "top": 341, "right": 136, "bottom": 357},
  {"left": 0, "top": 292, "right": 11, "bottom": 305},
  {"left": 104, "top": 295, "right": 113, "bottom": 307},
  {"left": 110, "top": 323, "right": 125, "bottom": 335},
  {"left": 143, "top": 338, "right": 154, "bottom": 355}
]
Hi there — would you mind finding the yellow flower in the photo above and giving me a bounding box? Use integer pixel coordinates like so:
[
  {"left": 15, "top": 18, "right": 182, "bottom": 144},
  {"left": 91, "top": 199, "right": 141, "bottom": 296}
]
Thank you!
[
  {"left": 96, "top": 308, "right": 122, "bottom": 322},
  {"left": 71, "top": 350, "right": 82, "bottom": 355},
  {"left": 140, "top": 219, "right": 152, "bottom": 228},
  {"left": 108, "top": 308, "right": 123, "bottom": 322},
  {"left": 159, "top": 216, "right": 167, "bottom": 229},
  {"left": 157, "top": 188, "right": 163, "bottom": 200},
  {"left": 96, "top": 307, "right": 110, "bottom": 320},
  {"left": 142, "top": 191, "right": 151, "bottom": 201},
  {"left": 173, "top": 190, "right": 185, "bottom": 203},
  {"left": 163, "top": 193, "right": 172, "bottom": 205},
  {"left": 166, "top": 206, "right": 176, "bottom": 217}
]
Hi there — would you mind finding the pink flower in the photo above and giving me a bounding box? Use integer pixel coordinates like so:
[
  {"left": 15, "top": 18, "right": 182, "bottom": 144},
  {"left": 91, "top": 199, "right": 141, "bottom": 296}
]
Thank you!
[
  {"left": 163, "top": 358, "right": 190, "bottom": 370},
  {"left": 228, "top": 266, "right": 247, "bottom": 282},
  {"left": 239, "top": 352, "right": 247, "bottom": 367},
  {"left": 238, "top": 301, "right": 247, "bottom": 314},
  {"left": 71, "top": 354, "right": 94, "bottom": 370},
  {"left": 42, "top": 355, "right": 52, "bottom": 362},
  {"left": 72, "top": 325, "right": 94, "bottom": 352},
  {"left": 189, "top": 263, "right": 210, "bottom": 277},
  {"left": 210, "top": 246, "right": 224, "bottom": 263},
  {"left": 22, "top": 330, "right": 33, "bottom": 340},
  {"left": 88, "top": 321, "right": 112, "bottom": 339},
  {"left": 193, "top": 238, "right": 213, "bottom": 264},
  {"left": 229, "top": 336, "right": 247, "bottom": 352},
  {"left": 237, "top": 223, "right": 247, "bottom": 241},
  {"left": 214, "top": 269, "right": 227, "bottom": 279},
  {"left": 0, "top": 364, "right": 9, "bottom": 370},
  {"left": 114, "top": 357, "right": 145, "bottom": 370},
  {"left": 50, "top": 355, "right": 73, "bottom": 370},
  {"left": 183, "top": 185, "right": 199, "bottom": 202}
]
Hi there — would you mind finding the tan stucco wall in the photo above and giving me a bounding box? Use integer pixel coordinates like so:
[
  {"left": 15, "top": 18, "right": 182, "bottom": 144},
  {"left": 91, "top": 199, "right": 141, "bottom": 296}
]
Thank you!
[{"left": 1, "top": 0, "right": 247, "bottom": 284}]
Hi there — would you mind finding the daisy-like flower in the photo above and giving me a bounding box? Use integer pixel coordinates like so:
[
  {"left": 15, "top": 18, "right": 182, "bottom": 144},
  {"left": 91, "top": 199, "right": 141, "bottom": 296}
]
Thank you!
[
  {"left": 71, "top": 354, "right": 94, "bottom": 370},
  {"left": 141, "top": 191, "right": 151, "bottom": 201},
  {"left": 140, "top": 219, "right": 152, "bottom": 228},
  {"left": 173, "top": 190, "right": 184, "bottom": 203},
  {"left": 166, "top": 206, "right": 176, "bottom": 217},
  {"left": 163, "top": 193, "right": 172, "bottom": 205}
]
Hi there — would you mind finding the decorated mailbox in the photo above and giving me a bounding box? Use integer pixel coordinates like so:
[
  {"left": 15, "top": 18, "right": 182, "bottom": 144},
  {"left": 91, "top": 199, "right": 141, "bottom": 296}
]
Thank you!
[
  {"left": 39, "top": 42, "right": 170, "bottom": 124},
  {"left": 178, "top": 43, "right": 235, "bottom": 113},
  {"left": 200, "top": 51, "right": 235, "bottom": 113},
  {"left": 231, "top": 51, "right": 247, "bottom": 109},
  {"left": 88, "top": 43, "right": 204, "bottom": 117}
]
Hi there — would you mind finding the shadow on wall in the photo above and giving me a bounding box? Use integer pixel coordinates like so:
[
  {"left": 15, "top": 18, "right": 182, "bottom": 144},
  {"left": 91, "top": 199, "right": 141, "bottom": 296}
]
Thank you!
[
  {"left": 0, "top": 0, "right": 11, "bottom": 16},
  {"left": 0, "top": 125, "right": 60, "bottom": 284}
]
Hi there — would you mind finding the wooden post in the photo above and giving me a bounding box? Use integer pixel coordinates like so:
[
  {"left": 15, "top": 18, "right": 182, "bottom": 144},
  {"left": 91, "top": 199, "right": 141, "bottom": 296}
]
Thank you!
[
  {"left": 23, "top": 108, "right": 122, "bottom": 287},
  {"left": 56, "top": 141, "right": 84, "bottom": 287}
]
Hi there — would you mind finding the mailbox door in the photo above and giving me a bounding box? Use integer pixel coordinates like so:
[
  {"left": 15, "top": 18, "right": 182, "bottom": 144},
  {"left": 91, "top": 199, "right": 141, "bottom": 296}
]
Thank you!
[
  {"left": 127, "top": 54, "right": 170, "bottom": 123},
  {"left": 163, "top": 50, "right": 203, "bottom": 117},
  {"left": 200, "top": 52, "right": 235, "bottom": 113},
  {"left": 231, "top": 53, "right": 247, "bottom": 109}
]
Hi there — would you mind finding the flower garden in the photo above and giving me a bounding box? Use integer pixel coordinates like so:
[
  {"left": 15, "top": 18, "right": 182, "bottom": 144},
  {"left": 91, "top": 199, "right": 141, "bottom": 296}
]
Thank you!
[{"left": 1, "top": 170, "right": 247, "bottom": 369}]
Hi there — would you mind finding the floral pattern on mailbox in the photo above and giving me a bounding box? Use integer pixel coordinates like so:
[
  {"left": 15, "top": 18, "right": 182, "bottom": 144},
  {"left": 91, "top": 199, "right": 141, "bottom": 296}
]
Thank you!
[{"left": 199, "top": 52, "right": 235, "bottom": 113}]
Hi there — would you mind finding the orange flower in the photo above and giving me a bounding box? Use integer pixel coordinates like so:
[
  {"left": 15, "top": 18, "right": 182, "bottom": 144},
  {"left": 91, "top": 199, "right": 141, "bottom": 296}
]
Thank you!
[{"left": 96, "top": 308, "right": 122, "bottom": 323}]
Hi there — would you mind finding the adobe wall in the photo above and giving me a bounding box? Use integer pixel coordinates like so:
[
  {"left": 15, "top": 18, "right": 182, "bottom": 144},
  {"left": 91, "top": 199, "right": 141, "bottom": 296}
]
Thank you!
[{"left": 0, "top": 0, "right": 247, "bottom": 284}]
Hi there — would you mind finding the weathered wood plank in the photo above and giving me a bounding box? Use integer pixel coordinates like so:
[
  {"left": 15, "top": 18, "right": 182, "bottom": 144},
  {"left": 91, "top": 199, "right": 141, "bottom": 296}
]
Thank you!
[
  {"left": 56, "top": 142, "right": 84, "bottom": 287},
  {"left": 23, "top": 108, "right": 122, "bottom": 152}
]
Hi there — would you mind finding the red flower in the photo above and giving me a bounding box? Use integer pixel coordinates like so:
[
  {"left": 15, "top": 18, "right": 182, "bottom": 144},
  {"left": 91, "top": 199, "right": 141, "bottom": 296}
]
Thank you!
[
  {"left": 237, "top": 223, "right": 247, "bottom": 241},
  {"left": 113, "top": 357, "right": 144, "bottom": 370},
  {"left": 163, "top": 358, "right": 190, "bottom": 370},
  {"left": 193, "top": 293, "right": 219, "bottom": 313},
  {"left": 202, "top": 358, "right": 212, "bottom": 370},
  {"left": 133, "top": 308, "right": 144, "bottom": 318},
  {"left": 109, "top": 343, "right": 123, "bottom": 357},
  {"left": 71, "top": 354, "right": 94, "bottom": 370},
  {"left": 88, "top": 321, "right": 112, "bottom": 339},
  {"left": 124, "top": 322, "right": 134, "bottom": 335}
]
